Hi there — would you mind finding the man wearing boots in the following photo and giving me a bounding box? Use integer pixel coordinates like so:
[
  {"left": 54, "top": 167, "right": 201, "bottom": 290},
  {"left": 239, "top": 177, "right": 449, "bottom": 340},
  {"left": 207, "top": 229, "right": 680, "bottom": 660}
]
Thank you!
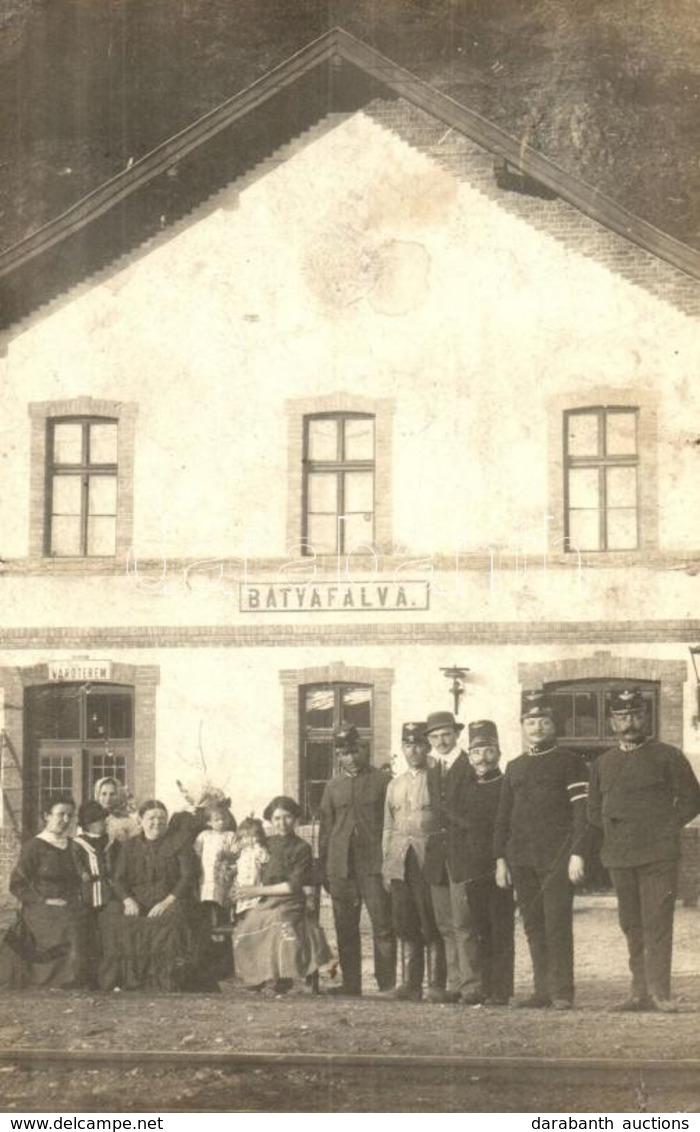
[
  {"left": 424, "top": 710, "right": 482, "bottom": 1005},
  {"left": 319, "top": 725, "right": 396, "bottom": 997},
  {"left": 588, "top": 688, "right": 700, "bottom": 1013},
  {"left": 494, "top": 690, "right": 589, "bottom": 1010},
  {"left": 382, "top": 722, "right": 447, "bottom": 1001},
  {"left": 446, "top": 720, "right": 515, "bottom": 1005}
]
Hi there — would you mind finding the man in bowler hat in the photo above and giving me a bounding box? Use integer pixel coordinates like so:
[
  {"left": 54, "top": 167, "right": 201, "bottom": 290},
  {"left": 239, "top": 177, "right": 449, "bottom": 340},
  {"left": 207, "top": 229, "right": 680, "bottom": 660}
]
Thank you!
[
  {"left": 445, "top": 720, "right": 515, "bottom": 1005},
  {"left": 494, "top": 691, "right": 589, "bottom": 1009},
  {"left": 319, "top": 725, "right": 396, "bottom": 996},
  {"left": 424, "top": 709, "right": 482, "bottom": 1004},
  {"left": 382, "top": 722, "right": 447, "bottom": 1000},
  {"left": 588, "top": 688, "right": 700, "bottom": 1012}
]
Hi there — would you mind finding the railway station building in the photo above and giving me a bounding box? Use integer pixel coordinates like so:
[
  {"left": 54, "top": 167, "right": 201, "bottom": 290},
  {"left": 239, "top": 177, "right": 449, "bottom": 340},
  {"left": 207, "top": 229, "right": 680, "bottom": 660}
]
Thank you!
[{"left": 0, "top": 29, "right": 699, "bottom": 891}]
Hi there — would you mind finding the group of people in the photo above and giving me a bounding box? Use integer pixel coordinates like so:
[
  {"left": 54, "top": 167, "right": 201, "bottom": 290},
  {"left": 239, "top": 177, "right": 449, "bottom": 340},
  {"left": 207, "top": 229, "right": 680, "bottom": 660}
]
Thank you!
[
  {"left": 0, "top": 779, "right": 330, "bottom": 996},
  {"left": 319, "top": 687, "right": 700, "bottom": 1012},
  {"left": 1, "top": 685, "right": 699, "bottom": 1011}
]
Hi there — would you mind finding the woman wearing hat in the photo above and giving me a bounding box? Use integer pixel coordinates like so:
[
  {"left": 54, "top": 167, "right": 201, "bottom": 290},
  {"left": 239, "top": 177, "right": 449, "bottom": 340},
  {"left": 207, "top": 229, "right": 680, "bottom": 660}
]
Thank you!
[{"left": 233, "top": 795, "right": 332, "bottom": 995}]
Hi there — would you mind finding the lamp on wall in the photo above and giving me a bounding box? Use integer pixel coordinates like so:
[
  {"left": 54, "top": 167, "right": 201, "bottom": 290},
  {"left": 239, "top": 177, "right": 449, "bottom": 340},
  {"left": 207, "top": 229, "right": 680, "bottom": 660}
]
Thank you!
[
  {"left": 690, "top": 647, "right": 700, "bottom": 728},
  {"left": 439, "top": 665, "right": 470, "bottom": 717}
]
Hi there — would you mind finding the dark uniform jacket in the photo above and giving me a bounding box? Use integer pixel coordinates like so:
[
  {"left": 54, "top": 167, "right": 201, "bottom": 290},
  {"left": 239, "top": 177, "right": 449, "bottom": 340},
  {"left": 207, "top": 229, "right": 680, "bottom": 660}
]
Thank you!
[
  {"left": 319, "top": 767, "right": 389, "bottom": 880},
  {"left": 493, "top": 745, "right": 589, "bottom": 869},
  {"left": 445, "top": 753, "right": 503, "bottom": 884},
  {"left": 588, "top": 738, "right": 700, "bottom": 868}
]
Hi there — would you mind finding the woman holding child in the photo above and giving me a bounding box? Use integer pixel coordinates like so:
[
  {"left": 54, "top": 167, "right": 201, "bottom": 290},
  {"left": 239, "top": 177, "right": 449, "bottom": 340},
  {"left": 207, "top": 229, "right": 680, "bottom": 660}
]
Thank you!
[{"left": 233, "top": 795, "right": 331, "bottom": 993}]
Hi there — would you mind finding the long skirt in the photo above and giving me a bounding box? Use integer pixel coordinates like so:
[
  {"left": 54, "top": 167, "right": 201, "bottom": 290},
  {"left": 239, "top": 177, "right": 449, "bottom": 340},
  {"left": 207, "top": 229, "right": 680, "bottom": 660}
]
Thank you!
[
  {"left": 99, "top": 899, "right": 200, "bottom": 991},
  {"left": 233, "top": 896, "right": 332, "bottom": 986},
  {"left": 0, "top": 901, "right": 87, "bottom": 989}
]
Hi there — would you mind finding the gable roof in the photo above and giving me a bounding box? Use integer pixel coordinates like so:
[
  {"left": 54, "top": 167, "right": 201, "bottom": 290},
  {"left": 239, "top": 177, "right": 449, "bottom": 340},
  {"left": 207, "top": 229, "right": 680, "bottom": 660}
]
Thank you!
[{"left": 1, "top": 26, "right": 698, "bottom": 332}]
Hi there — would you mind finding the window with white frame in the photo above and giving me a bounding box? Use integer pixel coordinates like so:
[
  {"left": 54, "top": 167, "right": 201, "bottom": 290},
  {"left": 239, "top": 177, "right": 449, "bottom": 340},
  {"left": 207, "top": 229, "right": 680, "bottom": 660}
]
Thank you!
[
  {"left": 303, "top": 413, "right": 375, "bottom": 555},
  {"left": 564, "top": 406, "right": 639, "bottom": 552},
  {"left": 46, "top": 417, "right": 119, "bottom": 557}
]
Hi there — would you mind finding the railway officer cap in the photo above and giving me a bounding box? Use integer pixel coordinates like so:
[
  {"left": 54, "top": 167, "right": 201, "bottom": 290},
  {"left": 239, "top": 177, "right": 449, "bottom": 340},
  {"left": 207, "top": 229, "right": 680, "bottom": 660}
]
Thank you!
[
  {"left": 402, "top": 721, "right": 428, "bottom": 744},
  {"left": 468, "top": 719, "right": 500, "bottom": 749},
  {"left": 425, "top": 710, "right": 464, "bottom": 735},
  {"left": 609, "top": 688, "right": 645, "bottom": 714},
  {"left": 334, "top": 724, "right": 360, "bottom": 751},
  {"left": 520, "top": 690, "right": 555, "bottom": 720}
]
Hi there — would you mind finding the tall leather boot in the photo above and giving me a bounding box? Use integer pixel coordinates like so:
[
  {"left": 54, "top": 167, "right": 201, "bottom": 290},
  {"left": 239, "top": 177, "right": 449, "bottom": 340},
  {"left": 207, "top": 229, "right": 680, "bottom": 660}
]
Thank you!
[
  {"left": 426, "top": 937, "right": 457, "bottom": 1003},
  {"left": 380, "top": 939, "right": 423, "bottom": 1000}
]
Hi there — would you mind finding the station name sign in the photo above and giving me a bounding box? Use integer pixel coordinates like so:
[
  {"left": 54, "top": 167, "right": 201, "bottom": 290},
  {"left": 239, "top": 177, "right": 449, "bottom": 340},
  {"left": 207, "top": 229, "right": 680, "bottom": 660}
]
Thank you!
[
  {"left": 240, "top": 580, "right": 429, "bottom": 613},
  {"left": 47, "top": 661, "right": 113, "bottom": 682}
]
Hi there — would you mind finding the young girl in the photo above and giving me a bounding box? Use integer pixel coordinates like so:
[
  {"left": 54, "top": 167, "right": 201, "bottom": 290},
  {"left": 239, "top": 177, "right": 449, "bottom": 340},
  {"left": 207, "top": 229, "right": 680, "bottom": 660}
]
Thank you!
[
  {"left": 193, "top": 801, "right": 238, "bottom": 929},
  {"left": 70, "top": 800, "right": 113, "bottom": 988},
  {"left": 233, "top": 817, "right": 270, "bottom": 915}
]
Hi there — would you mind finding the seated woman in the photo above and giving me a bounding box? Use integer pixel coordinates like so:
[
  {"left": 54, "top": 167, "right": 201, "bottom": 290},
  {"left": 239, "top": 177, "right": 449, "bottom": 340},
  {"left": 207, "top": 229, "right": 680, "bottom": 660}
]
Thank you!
[
  {"left": 233, "top": 795, "right": 332, "bottom": 995},
  {"left": 0, "top": 794, "right": 87, "bottom": 989},
  {"left": 100, "top": 799, "right": 200, "bottom": 991}
]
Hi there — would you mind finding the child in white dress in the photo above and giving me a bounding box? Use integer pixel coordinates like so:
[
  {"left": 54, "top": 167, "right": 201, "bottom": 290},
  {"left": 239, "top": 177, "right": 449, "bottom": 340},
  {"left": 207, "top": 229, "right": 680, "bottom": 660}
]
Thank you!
[
  {"left": 194, "top": 801, "right": 238, "bottom": 933},
  {"left": 233, "top": 817, "right": 269, "bottom": 915}
]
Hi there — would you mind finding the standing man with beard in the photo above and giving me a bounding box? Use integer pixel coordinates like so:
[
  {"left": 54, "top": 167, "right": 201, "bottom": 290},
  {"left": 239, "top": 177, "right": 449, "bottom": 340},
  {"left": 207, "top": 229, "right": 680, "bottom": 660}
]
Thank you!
[
  {"left": 588, "top": 688, "right": 700, "bottom": 1012},
  {"left": 424, "top": 710, "right": 482, "bottom": 1005},
  {"left": 319, "top": 725, "right": 396, "bottom": 997}
]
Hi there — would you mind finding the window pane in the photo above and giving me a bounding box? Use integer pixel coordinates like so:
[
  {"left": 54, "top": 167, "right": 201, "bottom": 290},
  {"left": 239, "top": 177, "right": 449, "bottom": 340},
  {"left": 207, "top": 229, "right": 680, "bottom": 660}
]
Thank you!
[
  {"left": 304, "top": 687, "right": 335, "bottom": 729},
  {"left": 109, "top": 696, "right": 133, "bottom": 740},
  {"left": 307, "top": 472, "right": 338, "bottom": 513},
  {"left": 568, "top": 509, "right": 601, "bottom": 551},
  {"left": 88, "top": 475, "right": 117, "bottom": 515},
  {"left": 51, "top": 516, "right": 83, "bottom": 556},
  {"left": 550, "top": 693, "right": 574, "bottom": 737},
  {"left": 31, "top": 687, "right": 81, "bottom": 740},
  {"left": 343, "top": 511, "right": 374, "bottom": 552},
  {"left": 307, "top": 418, "right": 339, "bottom": 462},
  {"left": 568, "top": 467, "right": 600, "bottom": 509},
  {"left": 341, "top": 686, "right": 372, "bottom": 729},
  {"left": 344, "top": 471, "right": 374, "bottom": 512},
  {"left": 574, "top": 692, "right": 599, "bottom": 737},
  {"left": 87, "top": 516, "right": 116, "bottom": 556},
  {"left": 53, "top": 422, "right": 83, "bottom": 464},
  {"left": 606, "top": 465, "right": 637, "bottom": 508},
  {"left": 304, "top": 780, "right": 328, "bottom": 819},
  {"left": 567, "top": 413, "right": 599, "bottom": 457},
  {"left": 606, "top": 411, "right": 637, "bottom": 456},
  {"left": 40, "top": 756, "right": 74, "bottom": 793},
  {"left": 89, "top": 422, "right": 118, "bottom": 464},
  {"left": 606, "top": 509, "right": 638, "bottom": 550},
  {"left": 87, "top": 694, "right": 110, "bottom": 740},
  {"left": 307, "top": 513, "right": 338, "bottom": 555},
  {"left": 344, "top": 417, "right": 374, "bottom": 461},
  {"left": 304, "top": 740, "right": 334, "bottom": 781},
  {"left": 52, "top": 475, "right": 82, "bottom": 515}
]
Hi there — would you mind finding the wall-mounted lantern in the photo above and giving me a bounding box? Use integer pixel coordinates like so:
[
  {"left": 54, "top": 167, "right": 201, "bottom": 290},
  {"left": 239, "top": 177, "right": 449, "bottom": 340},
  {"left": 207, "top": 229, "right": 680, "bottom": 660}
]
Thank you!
[{"left": 439, "top": 665, "right": 470, "bottom": 717}]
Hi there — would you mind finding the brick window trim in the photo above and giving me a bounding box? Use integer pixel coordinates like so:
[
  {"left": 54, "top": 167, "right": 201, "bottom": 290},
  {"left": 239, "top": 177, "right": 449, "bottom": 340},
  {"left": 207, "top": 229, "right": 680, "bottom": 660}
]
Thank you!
[
  {"left": 518, "top": 652, "right": 687, "bottom": 748},
  {"left": 285, "top": 394, "right": 395, "bottom": 557},
  {"left": 0, "top": 660, "right": 159, "bottom": 838},
  {"left": 279, "top": 662, "right": 394, "bottom": 800},
  {"left": 28, "top": 397, "right": 138, "bottom": 560},
  {"left": 547, "top": 388, "right": 659, "bottom": 556}
]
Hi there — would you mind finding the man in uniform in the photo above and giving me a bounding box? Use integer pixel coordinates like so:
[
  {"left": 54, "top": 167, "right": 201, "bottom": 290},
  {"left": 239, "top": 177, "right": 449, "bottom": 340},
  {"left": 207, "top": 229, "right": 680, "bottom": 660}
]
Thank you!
[
  {"left": 588, "top": 688, "right": 700, "bottom": 1012},
  {"left": 494, "top": 690, "right": 588, "bottom": 1009},
  {"left": 424, "top": 710, "right": 482, "bottom": 1005},
  {"left": 319, "top": 725, "right": 396, "bottom": 997},
  {"left": 382, "top": 721, "right": 447, "bottom": 1001},
  {"left": 446, "top": 720, "right": 515, "bottom": 1005}
]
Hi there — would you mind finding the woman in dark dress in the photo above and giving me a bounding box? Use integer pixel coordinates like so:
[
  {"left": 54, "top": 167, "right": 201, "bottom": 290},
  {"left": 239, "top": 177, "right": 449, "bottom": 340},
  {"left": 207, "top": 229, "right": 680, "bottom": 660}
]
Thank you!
[
  {"left": 100, "top": 799, "right": 199, "bottom": 991},
  {"left": 233, "top": 795, "right": 332, "bottom": 993},
  {"left": 0, "top": 794, "right": 87, "bottom": 989}
]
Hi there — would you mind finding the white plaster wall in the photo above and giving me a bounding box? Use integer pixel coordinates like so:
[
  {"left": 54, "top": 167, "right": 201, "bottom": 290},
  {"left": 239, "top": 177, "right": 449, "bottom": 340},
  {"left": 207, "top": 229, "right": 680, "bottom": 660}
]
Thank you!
[{"left": 2, "top": 112, "right": 699, "bottom": 560}]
